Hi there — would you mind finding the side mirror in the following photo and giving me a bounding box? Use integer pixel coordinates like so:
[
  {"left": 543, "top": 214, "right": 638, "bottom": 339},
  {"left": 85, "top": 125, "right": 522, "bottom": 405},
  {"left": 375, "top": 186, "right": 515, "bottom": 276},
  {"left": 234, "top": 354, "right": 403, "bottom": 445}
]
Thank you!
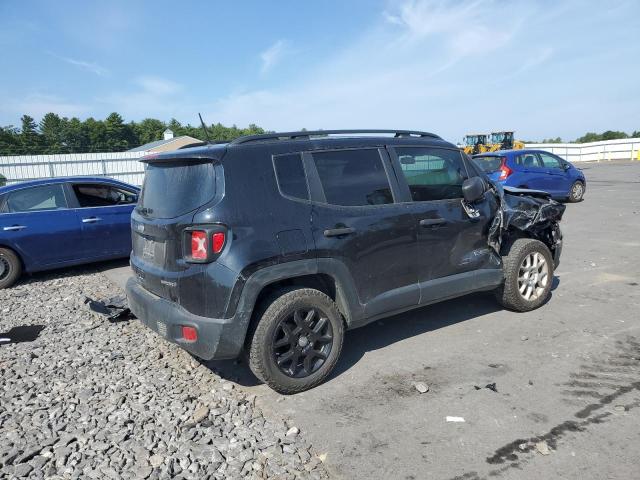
[{"left": 462, "top": 177, "right": 485, "bottom": 203}]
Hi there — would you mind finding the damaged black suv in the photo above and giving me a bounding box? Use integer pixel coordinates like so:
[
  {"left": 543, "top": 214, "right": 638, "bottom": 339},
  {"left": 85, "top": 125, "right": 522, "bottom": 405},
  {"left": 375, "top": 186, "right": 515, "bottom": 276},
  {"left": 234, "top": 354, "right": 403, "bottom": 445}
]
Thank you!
[{"left": 126, "top": 130, "right": 564, "bottom": 393}]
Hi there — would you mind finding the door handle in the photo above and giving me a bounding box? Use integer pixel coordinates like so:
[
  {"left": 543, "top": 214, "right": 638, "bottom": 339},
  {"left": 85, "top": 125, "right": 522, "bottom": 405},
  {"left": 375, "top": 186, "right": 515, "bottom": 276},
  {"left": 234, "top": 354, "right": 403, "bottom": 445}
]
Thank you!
[
  {"left": 3, "top": 225, "right": 27, "bottom": 231},
  {"left": 82, "top": 217, "right": 102, "bottom": 223},
  {"left": 323, "top": 227, "right": 356, "bottom": 237},
  {"left": 419, "top": 218, "right": 447, "bottom": 227}
]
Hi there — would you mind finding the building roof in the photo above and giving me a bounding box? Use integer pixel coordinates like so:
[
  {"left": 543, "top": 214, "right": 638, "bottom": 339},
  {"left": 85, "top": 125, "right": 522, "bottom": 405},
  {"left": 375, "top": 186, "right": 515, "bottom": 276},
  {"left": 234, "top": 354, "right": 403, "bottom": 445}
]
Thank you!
[{"left": 129, "top": 135, "right": 201, "bottom": 152}]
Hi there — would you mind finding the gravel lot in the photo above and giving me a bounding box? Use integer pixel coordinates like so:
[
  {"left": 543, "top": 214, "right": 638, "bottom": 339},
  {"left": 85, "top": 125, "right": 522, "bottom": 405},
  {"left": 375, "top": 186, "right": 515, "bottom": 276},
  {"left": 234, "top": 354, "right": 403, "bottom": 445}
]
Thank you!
[
  {"left": 0, "top": 269, "right": 328, "bottom": 479},
  {"left": 2, "top": 161, "right": 639, "bottom": 480}
]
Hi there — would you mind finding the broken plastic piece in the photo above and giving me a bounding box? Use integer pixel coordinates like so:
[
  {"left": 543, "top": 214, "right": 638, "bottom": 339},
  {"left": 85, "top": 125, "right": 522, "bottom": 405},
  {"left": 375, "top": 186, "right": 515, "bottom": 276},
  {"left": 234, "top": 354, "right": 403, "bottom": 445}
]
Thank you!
[
  {"left": 446, "top": 416, "right": 465, "bottom": 422},
  {"left": 84, "top": 295, "right": 136, "bottom": 322},
  {"left": 474, "top": 383, "right": 498, "bottom": 392}
]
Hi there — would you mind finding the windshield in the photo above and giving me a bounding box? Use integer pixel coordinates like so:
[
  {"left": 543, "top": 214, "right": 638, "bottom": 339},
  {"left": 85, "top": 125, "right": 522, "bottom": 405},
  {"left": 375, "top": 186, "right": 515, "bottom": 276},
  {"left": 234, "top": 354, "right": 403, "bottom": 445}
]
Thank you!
[
  {"left": 138, "top": 160, "right": 215, "bottom": 219},
  {"left": 465, "top": 135, "right": 485, "bottom": 146},
  {"left": 472, "top": 155, "right": 504, "bottom": 173}
]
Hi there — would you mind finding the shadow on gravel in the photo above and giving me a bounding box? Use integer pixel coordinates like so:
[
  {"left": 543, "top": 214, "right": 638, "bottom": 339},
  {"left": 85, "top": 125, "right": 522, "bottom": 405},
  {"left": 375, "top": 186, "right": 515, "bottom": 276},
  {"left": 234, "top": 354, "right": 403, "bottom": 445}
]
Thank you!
[
  {"left": 13, "top": 258, "right": 129, "bottom": 287},
  {"left": 0, "top": 325, "right": 45, "bottom": 345},
  {"left": 202, "top": 281, "right": 560, "bottom": 388}
]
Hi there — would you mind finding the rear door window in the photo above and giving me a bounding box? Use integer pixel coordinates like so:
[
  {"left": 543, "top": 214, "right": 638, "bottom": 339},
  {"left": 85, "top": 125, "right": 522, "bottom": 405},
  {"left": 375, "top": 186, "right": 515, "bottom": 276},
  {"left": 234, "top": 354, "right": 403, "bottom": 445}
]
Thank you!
[
  {"left": 516, "top": 153, "right": 543, "bottom": 168},
  {"left": 394, "top": 147, "right": 468, "bottom": 202},
  {"left": 273, "top": 153, "right": 309, "bottom": 200},
  {"left": 72, "top": 183, "right": 138, "bottom": 207},
  {"left": 6, "top": 184, "right": 68, "bottom": 212},
  {"left": 139, "top": 161, "right": 216, "bottom": 218},
  {"left": 311, "top": 149, "right": 393, "bottom": 206}
]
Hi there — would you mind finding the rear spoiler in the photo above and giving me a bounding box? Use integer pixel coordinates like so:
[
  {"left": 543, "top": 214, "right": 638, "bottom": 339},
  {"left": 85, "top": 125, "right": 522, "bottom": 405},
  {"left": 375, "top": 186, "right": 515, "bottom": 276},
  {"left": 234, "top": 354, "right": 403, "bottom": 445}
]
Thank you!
[{"left": 141, "top": 145, "right": 226, "bottom": 164}]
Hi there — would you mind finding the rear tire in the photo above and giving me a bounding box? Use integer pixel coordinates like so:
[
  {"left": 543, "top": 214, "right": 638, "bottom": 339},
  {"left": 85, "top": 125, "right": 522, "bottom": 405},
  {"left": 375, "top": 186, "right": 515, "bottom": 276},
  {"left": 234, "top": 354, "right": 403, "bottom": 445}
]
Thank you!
[
  {"left": 568, "top": 181, "right": 584, "bottom": 202},
  {"left": 0, "top": 248, "right": 22, "bottom": 289},
  {"left": 248, "top": 288, "right": 344, "bottom": 394},
  {"left": 495, "top": 239, "right": 554, "bottom": 312}
]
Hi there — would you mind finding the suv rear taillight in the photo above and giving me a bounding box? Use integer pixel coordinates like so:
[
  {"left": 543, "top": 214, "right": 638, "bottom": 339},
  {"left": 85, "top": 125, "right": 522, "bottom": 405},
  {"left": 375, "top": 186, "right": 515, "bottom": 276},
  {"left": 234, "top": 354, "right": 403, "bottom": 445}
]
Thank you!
[
  {"left": 212, "top": 232, "right": 225, "bottom": 254},
  {"left": 184, "top": 226, "right": 227, "bottom": 263},
  {"left": 191, "top": 231, "right": 208, "bottom": 260},
  {"left": 498, "top": 158, "right": 512, "bottom": 180}
]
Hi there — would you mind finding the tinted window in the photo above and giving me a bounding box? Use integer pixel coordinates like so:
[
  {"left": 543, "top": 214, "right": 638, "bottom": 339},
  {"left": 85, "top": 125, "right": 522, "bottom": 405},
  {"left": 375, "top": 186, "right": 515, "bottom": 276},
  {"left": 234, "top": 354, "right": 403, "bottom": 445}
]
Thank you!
[
  {"left": 539, "top": 153, "right": 561, "bottom": 169},
  {"left": 139, "top": 161, "right": 215, "bottom": 219},
  {"left": 473, "top": 155, "right": 504, "bottom": 173},
  {"left": 516, "top": 153, "right": 542, "bottom": 168},
  {"left": 312, "top": 149, "right": 393, "bottom": 206},
  {"left": 73, "top": 183, "right": 138, "bottom": 207},
  {"left": 273, "top": 153, "right": 309, "bottom": 200},
  {"left": 395, "top": 147, "right": 467, "bottom": 201},
  {"left": 6, "top": 184, "right": 67, "bottom": 212}
]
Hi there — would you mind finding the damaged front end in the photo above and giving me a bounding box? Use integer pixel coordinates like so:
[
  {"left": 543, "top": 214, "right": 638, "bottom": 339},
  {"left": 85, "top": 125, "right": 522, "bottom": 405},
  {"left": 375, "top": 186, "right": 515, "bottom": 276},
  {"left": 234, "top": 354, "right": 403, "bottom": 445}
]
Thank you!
[{"left": 486, "top": 184, "right": 566, "bottom": 267}]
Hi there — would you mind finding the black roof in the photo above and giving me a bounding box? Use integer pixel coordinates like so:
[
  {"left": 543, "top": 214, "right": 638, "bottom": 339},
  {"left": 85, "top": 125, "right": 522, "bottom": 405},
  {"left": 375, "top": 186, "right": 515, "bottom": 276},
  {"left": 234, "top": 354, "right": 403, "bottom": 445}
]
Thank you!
[{"left": 142, "top": 129, "right": 456, "bottom": 163}]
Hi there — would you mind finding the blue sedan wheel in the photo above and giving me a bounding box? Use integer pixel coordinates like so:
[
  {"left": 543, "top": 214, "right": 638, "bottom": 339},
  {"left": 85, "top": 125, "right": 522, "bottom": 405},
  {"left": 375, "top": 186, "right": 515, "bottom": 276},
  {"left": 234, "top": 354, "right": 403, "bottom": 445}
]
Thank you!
[
  {"left": 569, "top": 181, "right": 585, "bottom": 202},
  {"left": 0, "top": 248, "right": 22, "bottom": 289}
]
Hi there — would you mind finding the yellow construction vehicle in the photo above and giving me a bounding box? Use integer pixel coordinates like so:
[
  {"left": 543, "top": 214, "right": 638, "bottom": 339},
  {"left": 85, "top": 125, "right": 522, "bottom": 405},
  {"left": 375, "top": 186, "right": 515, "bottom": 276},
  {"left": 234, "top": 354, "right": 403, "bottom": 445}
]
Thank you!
[
  {"left": 487, "top": 131, "right": 524, "bottom": 151},
  {"left": 462, "top": 134, "right": 489, "bottom": 155}
]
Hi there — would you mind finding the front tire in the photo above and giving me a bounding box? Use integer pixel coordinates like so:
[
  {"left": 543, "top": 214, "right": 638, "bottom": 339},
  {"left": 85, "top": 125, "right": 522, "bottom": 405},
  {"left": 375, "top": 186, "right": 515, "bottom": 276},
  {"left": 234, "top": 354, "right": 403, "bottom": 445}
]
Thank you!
[
  {"left": 568, "top": 181, "right": 584, "bottom": 202},
  {"left": 248, "top": 288, "right": 344, "bottom": 394},
  {"left": 496, "top": 239, "right": 554, "bottom": 312},
  {"left": 0, "top": 248, "right": 22, "bottom": 289}
]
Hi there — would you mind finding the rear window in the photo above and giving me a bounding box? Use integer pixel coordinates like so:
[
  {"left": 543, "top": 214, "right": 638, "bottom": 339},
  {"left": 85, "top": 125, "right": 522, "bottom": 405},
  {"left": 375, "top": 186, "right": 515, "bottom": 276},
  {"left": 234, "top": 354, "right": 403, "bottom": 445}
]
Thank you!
[
  {"left": 139, "top": 161, "right": 215, "bottom": 219},
  {"left": 273, "top": 153, "right": 309, "bottom": 200},
  {"left": 473, "top": 156, "right": 504, "bottom": 173}
]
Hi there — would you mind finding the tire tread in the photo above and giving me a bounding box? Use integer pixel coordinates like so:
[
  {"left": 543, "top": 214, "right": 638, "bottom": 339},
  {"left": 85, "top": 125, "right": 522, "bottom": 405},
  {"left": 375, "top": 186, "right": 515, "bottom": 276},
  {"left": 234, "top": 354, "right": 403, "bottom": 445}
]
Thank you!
[{"left": 248, "top": 288, "right": 344, "bottom": 394}]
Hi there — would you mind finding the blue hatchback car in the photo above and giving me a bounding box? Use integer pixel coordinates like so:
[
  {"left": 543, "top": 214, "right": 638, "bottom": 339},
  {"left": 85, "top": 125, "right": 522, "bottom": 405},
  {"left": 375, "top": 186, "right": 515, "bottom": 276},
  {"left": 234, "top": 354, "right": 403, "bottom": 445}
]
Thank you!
[
  {"left": 472, "top": 149, "right": 586, "bottom": 202},
  {"left": 0, "top": 176, "right": 139, "bottom": 288}
]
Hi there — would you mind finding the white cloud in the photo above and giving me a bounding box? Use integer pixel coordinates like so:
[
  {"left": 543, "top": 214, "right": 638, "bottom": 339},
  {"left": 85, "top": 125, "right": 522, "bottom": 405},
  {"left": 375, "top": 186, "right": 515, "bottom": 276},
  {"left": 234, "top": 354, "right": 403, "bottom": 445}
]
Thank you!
[
  {"left": 99, "top": 76, "right": 188, "bottom": 120},
  {"left": 134, "top": 76, "right": 182, "bottom": 96},
  {"left": 7, "top": 94, "right": 89, "bottom": 120},
  {"left": 205, "top": 0, "right": 535, "bottom": 137},
  {"left": 61, "top": 57, "right": 108, "bottom": 76},
  {"left": 260, "top": 39, "right": 289, "bottom": 75},
  {"left": 49, "top": 53, "right": 109, "bottom": 76}
]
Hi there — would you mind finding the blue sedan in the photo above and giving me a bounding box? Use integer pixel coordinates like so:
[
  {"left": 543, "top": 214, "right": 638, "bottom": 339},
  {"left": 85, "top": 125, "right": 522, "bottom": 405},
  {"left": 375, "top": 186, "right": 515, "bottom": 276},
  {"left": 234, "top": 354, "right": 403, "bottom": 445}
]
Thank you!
[
  {"left": 0, "top": 176, "right": 139, "bottom": 288},
  {"left": 472, "top": 149, "right": 586, "bottom": 202}
]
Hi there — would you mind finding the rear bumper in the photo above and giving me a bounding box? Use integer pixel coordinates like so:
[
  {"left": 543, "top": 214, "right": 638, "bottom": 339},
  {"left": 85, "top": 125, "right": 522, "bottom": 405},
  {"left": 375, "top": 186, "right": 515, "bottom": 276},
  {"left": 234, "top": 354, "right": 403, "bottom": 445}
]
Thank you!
[{"left": 126, "top": 277, "right": 245, "bottom": 360}]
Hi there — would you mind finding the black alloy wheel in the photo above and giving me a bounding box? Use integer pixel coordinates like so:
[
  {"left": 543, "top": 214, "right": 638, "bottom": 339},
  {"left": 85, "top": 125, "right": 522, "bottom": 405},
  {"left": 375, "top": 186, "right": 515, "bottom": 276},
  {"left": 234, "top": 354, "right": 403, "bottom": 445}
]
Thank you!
[{"left": 272, "top": 307, "right": 334, "bottom": 378}]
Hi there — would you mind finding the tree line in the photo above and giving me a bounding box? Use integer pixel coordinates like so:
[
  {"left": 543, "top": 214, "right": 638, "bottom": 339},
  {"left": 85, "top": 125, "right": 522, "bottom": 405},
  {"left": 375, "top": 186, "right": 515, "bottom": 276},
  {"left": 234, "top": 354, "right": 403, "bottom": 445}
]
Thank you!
[
  {"left": 1, "top": 112, "right": 639, "bottom": 155},
  {"left": 540, "top": 130, "right": 640, "bottom": 144},
  {"left": 0, "top": 113, "right": 265, "bottom": 156}
]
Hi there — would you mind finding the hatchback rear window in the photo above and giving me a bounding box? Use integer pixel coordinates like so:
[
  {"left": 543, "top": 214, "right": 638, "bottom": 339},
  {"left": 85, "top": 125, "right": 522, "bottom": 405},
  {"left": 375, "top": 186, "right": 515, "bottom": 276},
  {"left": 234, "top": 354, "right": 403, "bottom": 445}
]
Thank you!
[
  {"left": 473, "top": 156, "right": 504, "bottom": 173},
  {"left": 139, "top": 161, "right": 215, "bottom": 219}
]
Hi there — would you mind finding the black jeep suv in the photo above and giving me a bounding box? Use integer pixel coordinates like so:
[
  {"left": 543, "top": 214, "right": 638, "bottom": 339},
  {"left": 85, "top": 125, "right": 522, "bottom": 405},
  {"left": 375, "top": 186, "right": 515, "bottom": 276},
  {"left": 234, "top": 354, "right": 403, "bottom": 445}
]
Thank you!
[{"left": 126, "top": 130, "right": 563, "bottom": 393}]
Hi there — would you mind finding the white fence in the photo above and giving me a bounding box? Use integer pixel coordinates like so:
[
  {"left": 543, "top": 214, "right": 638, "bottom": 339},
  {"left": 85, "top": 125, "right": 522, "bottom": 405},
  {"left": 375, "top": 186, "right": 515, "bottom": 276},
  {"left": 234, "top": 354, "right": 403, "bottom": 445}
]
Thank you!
[
  {"left": 1, "top": 138, "right": 639, "bottom": 186},
  {"left": 0, "top": 151, "right": 146, "bottom": 186},
  {"left": 525, "top": 138, "right": 640, "bottom": 163}
]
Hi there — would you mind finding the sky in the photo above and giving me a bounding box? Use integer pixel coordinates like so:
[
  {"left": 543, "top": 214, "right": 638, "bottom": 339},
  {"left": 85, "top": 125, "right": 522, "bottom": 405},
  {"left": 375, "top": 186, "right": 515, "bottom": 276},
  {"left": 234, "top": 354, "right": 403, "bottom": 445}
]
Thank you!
[{"left": 0, "top": 0, "right": 638, "bottom": 142}]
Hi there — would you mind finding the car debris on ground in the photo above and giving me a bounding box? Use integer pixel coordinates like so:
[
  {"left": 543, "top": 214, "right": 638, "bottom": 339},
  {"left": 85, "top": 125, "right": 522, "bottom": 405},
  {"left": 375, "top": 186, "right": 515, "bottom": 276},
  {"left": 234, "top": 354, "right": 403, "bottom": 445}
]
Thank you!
[
  {"left": 84, "top": 295, "right": 135, "bottom": 322},
  {"left": 446, "top": 416, "right": 466, "bottom": 423}
]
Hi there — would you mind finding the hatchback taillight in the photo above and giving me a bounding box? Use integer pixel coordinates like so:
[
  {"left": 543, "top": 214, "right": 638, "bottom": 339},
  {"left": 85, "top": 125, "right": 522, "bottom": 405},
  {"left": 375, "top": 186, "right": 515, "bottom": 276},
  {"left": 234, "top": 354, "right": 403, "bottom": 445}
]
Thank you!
[{"left": 498, "top": 158, "right": 512, "bottom": 180}]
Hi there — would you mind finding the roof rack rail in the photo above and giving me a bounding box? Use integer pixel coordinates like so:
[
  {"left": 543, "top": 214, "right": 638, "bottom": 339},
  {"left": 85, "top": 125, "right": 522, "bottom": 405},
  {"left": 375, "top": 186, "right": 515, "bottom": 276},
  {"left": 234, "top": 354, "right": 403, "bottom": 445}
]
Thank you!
[{"left": 229, "top": 129, "right": 440, "bottom": 145}]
